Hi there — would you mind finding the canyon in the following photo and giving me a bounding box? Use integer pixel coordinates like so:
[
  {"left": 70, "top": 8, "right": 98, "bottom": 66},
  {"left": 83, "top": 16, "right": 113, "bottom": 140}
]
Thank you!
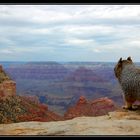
[
  {"left": 0, "top": 64, "right": 120, "bottom": 124},
  {"left": 3, "top": 61, "right": 124, "bottom": 115}
]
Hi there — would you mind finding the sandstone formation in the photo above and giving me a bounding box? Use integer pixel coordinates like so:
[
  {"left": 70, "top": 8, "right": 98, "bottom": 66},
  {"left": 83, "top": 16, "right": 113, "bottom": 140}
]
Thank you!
[{"left": 64, "top": 96, "right": 118, "bottom": 119}]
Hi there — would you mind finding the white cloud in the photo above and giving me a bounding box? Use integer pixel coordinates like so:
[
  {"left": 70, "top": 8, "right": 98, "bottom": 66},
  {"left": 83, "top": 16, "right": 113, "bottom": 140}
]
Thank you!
[
  {"left": 64, "top": 38, "right": 96, "bottom": 47},
  {"left": 62, "top": 25, "right": 115, "bottom": 36},
  {"left": 129, "top": 40, "right": 140, "bottom": 47},
  {"left": 0, "top": 49, "right": 13, "bottom": 54},
  {"left": 93, "top": 49, "right": 101, "bottom": 53}
]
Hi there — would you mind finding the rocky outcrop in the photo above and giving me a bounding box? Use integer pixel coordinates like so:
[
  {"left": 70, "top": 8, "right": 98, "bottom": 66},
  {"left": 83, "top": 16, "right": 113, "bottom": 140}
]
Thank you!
[
  {"left": 0, "top": 65, "right": 16, "bottom": 97},
  {"left": 64, "top": 96, "right": 118, "bottom": 119},
  {"left": 0, "top": 109, "right": 140, "bottom": 135},
  {"left": 90, "top": 97, "right": 118, "bottom": 116},
  {"left": 0, "top": 95, "right": 63, "bottom": 124},
  {"left": 2, "top": 80, "right": 16, "bottom": 96}
]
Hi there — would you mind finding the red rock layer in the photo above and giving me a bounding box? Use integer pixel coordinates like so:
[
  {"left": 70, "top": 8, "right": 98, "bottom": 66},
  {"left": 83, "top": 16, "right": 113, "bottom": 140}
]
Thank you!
[{"left": 64, "top": 96, "right": 118, "bottom": 119}]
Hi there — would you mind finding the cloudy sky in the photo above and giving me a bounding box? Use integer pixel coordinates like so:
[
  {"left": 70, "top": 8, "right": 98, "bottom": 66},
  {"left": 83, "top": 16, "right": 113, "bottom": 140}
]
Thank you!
[{"left": 0, "top": 5, "right": 140, "bottom": 62}]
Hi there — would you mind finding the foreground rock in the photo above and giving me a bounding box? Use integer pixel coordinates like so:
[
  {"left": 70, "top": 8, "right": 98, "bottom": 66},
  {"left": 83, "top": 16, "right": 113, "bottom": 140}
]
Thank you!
[{"left": 0, "top": 109, "right": 140, "bottom": 135}]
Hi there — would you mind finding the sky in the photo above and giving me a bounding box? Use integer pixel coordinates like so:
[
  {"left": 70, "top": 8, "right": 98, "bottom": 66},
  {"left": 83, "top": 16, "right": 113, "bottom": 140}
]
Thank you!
[{"left": 0, "top": 5, "right": 140, "bottom": 62}]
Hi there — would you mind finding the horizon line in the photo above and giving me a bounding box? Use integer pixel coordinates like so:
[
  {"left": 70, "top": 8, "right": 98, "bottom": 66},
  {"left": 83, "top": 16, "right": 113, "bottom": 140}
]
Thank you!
[{"left": 1, "top": 60, "right": 140, "bottom": 63}]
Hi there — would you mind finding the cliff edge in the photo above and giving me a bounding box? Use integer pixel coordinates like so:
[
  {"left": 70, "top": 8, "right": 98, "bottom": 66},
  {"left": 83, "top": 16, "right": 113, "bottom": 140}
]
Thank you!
[{"left": 0, "top": 109, "right": 140, "bottom": 135}]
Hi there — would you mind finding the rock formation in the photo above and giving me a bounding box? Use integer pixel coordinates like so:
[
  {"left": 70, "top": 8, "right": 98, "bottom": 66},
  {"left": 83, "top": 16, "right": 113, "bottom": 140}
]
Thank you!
[
  {"left": 64, "top": 96, "right": 118, "bottom": 119},
  {"left": 0, "top": 65, "right": 16, "bottom": 97}
]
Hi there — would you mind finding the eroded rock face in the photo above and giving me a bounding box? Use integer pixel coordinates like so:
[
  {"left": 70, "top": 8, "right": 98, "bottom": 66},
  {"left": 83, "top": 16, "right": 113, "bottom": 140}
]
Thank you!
[
  {"left": 0, "top": 65, "right": 16, "bottom": 97},
  {"left": 90, "top": 97, "right": 117, "bottom": 116},
  {"left": 64, "top": 96, "right": 118, "bottom": 119},
  {"left": 2, "top": 80, "right": 16, "bottom": 96}
]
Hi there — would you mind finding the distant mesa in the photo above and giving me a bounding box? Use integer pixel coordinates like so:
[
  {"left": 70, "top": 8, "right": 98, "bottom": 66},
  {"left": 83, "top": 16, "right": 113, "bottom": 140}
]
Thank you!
[
  {"left": 0, "top": 65, "right": 16, "bottom": 97},
  {"left": 64, "top": 96, "right": 118, "bottom": 119}
]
